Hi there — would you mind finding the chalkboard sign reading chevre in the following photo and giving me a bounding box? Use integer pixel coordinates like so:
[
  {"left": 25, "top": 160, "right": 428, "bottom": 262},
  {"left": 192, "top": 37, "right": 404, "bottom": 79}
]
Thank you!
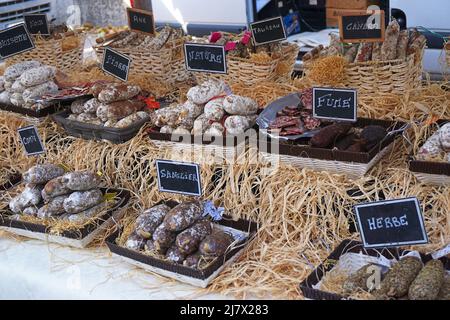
[
  {"left": 18, "top": 126, "right": 45, "bottom": 156},
  {"left": 127, "top": 8, "right": 155, "bottom": 35},
  {"left": 0, "top": 24, "right": 35, "bottom": 59},
  {"left": 313, "top": 87, "right": 357, "bottom": 122},
  {"left": 184, "top": 43, "right": 227, "bottom": 74},
  {"left": 339, "top": 10, "right": 385, "bottom": 43},
  {"left": 250, "top": 16, "right": 287, "bottom": 46},
  {"left": 156, "top": 160, "right": 202, "bottom": 197},
  {"left": 354, "top": 197, "right": 428, "bottom": 249},
  {"left": 102, "top": 47, "right": 131, "bottom": 82},
  {"left": 24, "top": 14, "right": 50, "bottom": 35}
]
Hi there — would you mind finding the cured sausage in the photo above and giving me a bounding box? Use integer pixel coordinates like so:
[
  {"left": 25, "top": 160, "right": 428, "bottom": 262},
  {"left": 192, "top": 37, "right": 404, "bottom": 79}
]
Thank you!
[
  {"left": 4, "top": 61, "right": 41, "bottom": 81},
  {"left": 204, "top": 98, "right": 225, "bottom": 121},
  {"left": 175, "top": 220, "right": 212, "bottom": 255},
  {"left": 97, "top": 84, "right": 140, "bottom": 103},
  {"left": 63, "top": 189, "right": 103, "bottom": 214},
  {"left": 96, "top": 100, "right": 146, "bottom": 122},
  {"left": 223, "top": 95, "right": 259, "bottom": 116},
  {"left": 9, "top": 184, "right": 43, "bottom": 214},
  {"left": 187, "top": 79, "right": 225, "bottom": 104},
  {"left": 114, "top": 111, "right": 150, "bottom": 128},
  {"left": 19, "top": 66, "right": 56, "bottom": 87},
  {"left": 381, "top": 20, "right": 400, "bottom": 61},
  {"left": 22, "top": 81, "right": 58, "bottom": 103},
  {"left": 37, "top": 195, "right": 69, "bottom": 218},
  {"left": 61, "top": 171, "right": 101, "bottom": 191},
  {"left": 163, "top": 201, "right": 204, "bottom": 232},
  {"left": 135, "top": 204, "right": 171, "bottom": 239},
  {"left": 42, "top": 176, "right": 71, "bottom": 201},
  {"left": 23, "top": 164, "right": 65, "bottom": 185}
]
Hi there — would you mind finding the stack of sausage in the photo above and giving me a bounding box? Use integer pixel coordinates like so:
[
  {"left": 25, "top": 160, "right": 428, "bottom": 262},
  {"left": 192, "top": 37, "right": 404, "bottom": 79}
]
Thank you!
[
  {"left": 9, "top": 164, "right": 107, "bottom": 224},
  {"left": 68, "top": 82, "right": 149, "bottom": 128},
  {"left": 151, "top": 79, "right": 259, "bottom": 136},
  {"left": 0, "top": 61, "right": 58, "bottom": 110},
  {"left": 417, "top": 123, "right": 450, "bottom": 163},
  {"left": 125, "top": 201, "right": 237, "bottom": 269}
]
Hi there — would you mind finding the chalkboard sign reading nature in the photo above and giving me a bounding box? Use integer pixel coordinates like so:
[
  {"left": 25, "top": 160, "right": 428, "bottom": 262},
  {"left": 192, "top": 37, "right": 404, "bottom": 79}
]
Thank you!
[
  {"left": 354, "top": 197, "right": 428, "bottom": 249},
  {"left": 102, "top": 47, "right": 131, "bottom": 82},
  {"left": 339, "top": 10, "right": 385, "bottom": 43},
  {"left": 24, "top": 14, "right": 50, "bottom": 35},
  {"left": 127, "top": 8, "right": 155, "bottom": 35},
  {"left": 18, "top": 126, "right": 45, "bottom": 156},
  {"left": 0, "top": 24, "right": 35, "bottom": 59},
  {"left": 156, "top": 160, "right": 202, "bottom": 197},
  {"left": 313, "top": 87, "right": 357, "bottom": 122},
  {"left": 184, "top": 43, "right": 227, "bottom": 74},
  {"left": 250, "top": 16, "right": 287, "bottom": 46}
]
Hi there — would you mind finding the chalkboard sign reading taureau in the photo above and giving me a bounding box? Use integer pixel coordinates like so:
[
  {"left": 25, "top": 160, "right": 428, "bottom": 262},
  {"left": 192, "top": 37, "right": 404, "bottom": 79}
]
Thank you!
[
  {"left": 18, "top": 126, "right": 45, "bottom": 156},
  {"left": 339, "top": 10, "right": 385, "bottom": 43},
  {"left": 313, "top": 87, "right": 357, "bottom": 122},
  {"left": 156, "top": 160, "right": 202, "bottom": 197},
  {"left": 250, "top": 16, "right": 287, "bottom": 46},
  {"left": 354, "top": 197, "right": 428, "bottom": 249},
  {"left": 102, "top": 47, "right": 131, "bottom": 82},
  {"left": 24, "top": 14, "right": 50, "bottom": 35},
  {"left": 127, "top": 8, "right": 155, "bottom": 35},
  {"left": 184, "top": 43, "right": 227, "bottom": 74},
  {"left": 0, "top": 24, "right": 35, "bottom": 59}
]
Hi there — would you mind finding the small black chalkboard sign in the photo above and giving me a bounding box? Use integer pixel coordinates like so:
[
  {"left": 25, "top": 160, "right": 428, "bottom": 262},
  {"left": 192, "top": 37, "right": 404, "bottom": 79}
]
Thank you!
[
  {"left": 313, "top": 87, "right": 357, "bottom": 122},
  {"left": 0, "top": 23, "right": 35, "bottom": 59},
  {"left": 18, "top": 125, "right": 45, "bottom": 156},
  {"left": 127, "top": 8, "right": 155, "bottom": 35},
  {"left": 156, "top": 160, "right": 202, "bottom": 197},
  {"left": 184, "top": 43, "right": 227, "bottom": 74},
  {"left": 102, "top": 47, "right": 131, "bottom": 82},
  {"left": 339, "top": 10, "right": 385, "bottom": 43},
  {"left": 250, "top": 16, "right": 287, "bottom": 46},
  {"left": 24, "top": 14, "right": 50, "bottom": 35},
  {"left": 354, "top": 197, "right": 428, "bottom": 249}
]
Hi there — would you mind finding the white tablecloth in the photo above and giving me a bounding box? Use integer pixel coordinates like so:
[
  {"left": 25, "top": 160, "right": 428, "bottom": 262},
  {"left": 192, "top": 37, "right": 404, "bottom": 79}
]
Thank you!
[{"left": 0, "top": 233, "right": 232, "bottom": 300}]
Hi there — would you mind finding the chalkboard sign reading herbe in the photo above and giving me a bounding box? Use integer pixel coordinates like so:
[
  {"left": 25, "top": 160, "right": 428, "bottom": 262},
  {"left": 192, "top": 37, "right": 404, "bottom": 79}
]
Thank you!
[
  {"left": 339, "top": 10, "right": 385, "bottom": 43},
  {"left": 0, "top": 24, "right": 35, "bottom": 59},
  {"left": 184, "top": 43, "right": 227, "bottom": 74},
  {"left": 18, "top": 126, "right": 45, "bottom": 156},
  {"left": 156, "top": 160, "right": 202, "bottom": 197},
  {"left": 102, "top": 47, "right": 131, "bottom": 82},
  {"left": 354, "top": 197, "right": 428, "bottom": 249},
  {"left": 313, "top": 87, "right": 357, "bottom": 122},
  {"left": 127, "top": 8, "right": 155, "bottom": 35},
  {"left": 250, "top": 16, "right": 287, "bottom": 46},
  {"left": 24, "top": 14, "right": 50, "bottom": 35}
]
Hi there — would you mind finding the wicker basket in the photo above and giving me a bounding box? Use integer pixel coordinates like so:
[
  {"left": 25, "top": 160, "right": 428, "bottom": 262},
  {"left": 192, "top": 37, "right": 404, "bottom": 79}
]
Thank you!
[
  {"left": 6, "top": 35, "right": 85, "bottom": 72},
  {"left": 275, "top": 42, "right": 300, "bottom": 83}
]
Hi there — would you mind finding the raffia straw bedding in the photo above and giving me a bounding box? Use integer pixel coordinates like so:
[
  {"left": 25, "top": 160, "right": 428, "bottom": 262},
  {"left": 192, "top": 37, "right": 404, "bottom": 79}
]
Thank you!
[{"left": 0, "top": 79, "right": 448, "bottom": 299}]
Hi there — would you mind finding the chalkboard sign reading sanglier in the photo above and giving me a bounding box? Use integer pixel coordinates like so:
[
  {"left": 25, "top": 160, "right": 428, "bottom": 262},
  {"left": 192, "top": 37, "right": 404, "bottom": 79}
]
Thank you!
[
  {"left": 0, "top": 24, "right": 35, "bottom": 59},
  {"left": 18, "top": 126, "right": 45, "bottom": 156},
  {"left": 354, "top": 197, "right": 428, "bottom": 249},
  {"left": 250, "top": 16, "right": 287, "bottom": 46},
  {"left": 339, "top": 10, "right": 385, "bottom": 43},
  {"left": 127, "top": 8, "right": 155, "bottom": 35},
  {"left": 24, "top": 14, "right": 50, "bottom": 35},
  {"left": 156, "top": 160, "right": 202, "bottom": 197},
  {"left": 313, "top": 87, "right": 357, "bottom": 122},
  {"left": 184, "top": 43, "right": 227, "bottom": 74},
  {"left": 102, "top": 47, "right": 131, "bottom": 82}
]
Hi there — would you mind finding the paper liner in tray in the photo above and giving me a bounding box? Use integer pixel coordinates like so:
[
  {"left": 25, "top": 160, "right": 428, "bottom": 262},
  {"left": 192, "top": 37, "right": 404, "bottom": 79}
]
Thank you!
[
  {"left": 0, "top": 187, "right": 131, "bottom": 248},
  {"left": 106, "top": 200, "right": 258, "bottom": 288}
]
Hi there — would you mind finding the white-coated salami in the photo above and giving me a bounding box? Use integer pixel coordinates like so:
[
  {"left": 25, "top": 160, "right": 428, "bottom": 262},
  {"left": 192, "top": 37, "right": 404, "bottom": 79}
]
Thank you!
[
  {"left": 417, "top": 131, "right": 443, "bottom": 161},
  {"left": 135, "top": 204, "right": 171, "bottom": 239},
  {"left": 204, "top": 122, "right": 225, "bottom": 137},
  {"left": 114, "top": 111, "right": 149, "bottom": 128},
  {"left": 204, "top": 98, "right": 225, "bottom": 121},
  {"left": 63, "top": 189, "right": 103, "bottom": 214},
  {"left": 187, "top": 79, "right": 225, "bottom": 104},
  {"left": 381, "top": 20, "right": 400, "bottom": 61},
  {"left": 70, "top": 99, "right": 89, "bottom": 114},
  {"left": 9, "top": 184, "right": 43, "bottom": 214},
  {"left": 11, "top": 80, "right": 26, "bottom": 94},
  {"left": 97, "top": 84, "right": 141, "bottom": 103},
  {"left": 4, "top": 61, "right": 41, "bottom": 81},
  {"left": 19, "top": 66, "right": 56, "bottom": 87},
  {"left": 83, "top": 98, "right": 101, "bottom": 114},
  {"left": 0, "top": 76, "right": 4, "bottom": 91},
  {"left": 61, "top": 171, "right": 101, "bottom": 191},
  {"left": 67, "top": 202, "right": 107, "bottom": 224},
  {"left": 0, "top": 91, "right": 11, "bottom": 105},
  {"left": 37, "top": 195, "right": 69, "bottom": 218},
  {"left": 10, "top": 93, "right": 24, "bottom": 107},
  {"left": 42, "top": 176, "right": 71, "bottom": 201},
  {"left": 439, "top": 123, "right": 450, "bottom": 152},
  {"left": 192, "top": 114, "right": 211, "bottom": 135},
  {"left": 22, "top": 81, "right": 58, "bottom": 103},
  {"left": 223, "top": 95, "right": 258, "bottom": 116},
  {"left": 96, "top": 100, "right": 146, "bottom": 122},
  {"left": 23, "top": 164, "right": 65, "bottom": 185},
  {"left": 224, "top": 115, "right": 256, "bottom": 135}
]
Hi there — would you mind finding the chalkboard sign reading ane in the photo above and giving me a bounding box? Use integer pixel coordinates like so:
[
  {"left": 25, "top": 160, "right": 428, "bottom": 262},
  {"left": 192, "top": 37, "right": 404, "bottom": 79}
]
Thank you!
[
  {"left": 339, "top": 10, "right": 385, "bottom": 43},
  {"left": 354, "top": 198, "right": 428, "bottom": 249},
  {"left": 18, "top": 126, "right": 45, "bottom": 156},
  {"left": 24, "top": 14, "right": 50, "bottom": 35},
  {"left": 102, "top": 47, "right": 131, "bottom": 82},
  {"left": 127, "top": 8, "right": 155, "bottom": 35},
  {"left": 156, "top": 160, "right": 202, "bottom": 197},
  {"left": 313, "top": 87, "right": 357, "bottom": 122},
  {"left": 0, "top": 24, "right": 35, "bottom": 59},
  {"left": 184, "top": 43, "right": 227, "bottom": 74},
  {"left": 250, "top": 16, "right": 287, "bottom": 46}
]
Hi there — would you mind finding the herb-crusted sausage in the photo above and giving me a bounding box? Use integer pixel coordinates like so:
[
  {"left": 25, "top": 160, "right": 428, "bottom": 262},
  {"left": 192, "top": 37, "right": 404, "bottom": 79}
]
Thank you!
[{"left": 408, "top": 259, "right": 444, "bottom": 300}]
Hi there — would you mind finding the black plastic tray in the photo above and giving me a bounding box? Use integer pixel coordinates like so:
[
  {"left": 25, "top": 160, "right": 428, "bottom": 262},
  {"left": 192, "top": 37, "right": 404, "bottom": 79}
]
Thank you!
[
  {"left": 0, "top": 102, "right": 61, "bottom": 118},
  {"left": 0, "top": 173, "right": 21, "bottom": 191}
]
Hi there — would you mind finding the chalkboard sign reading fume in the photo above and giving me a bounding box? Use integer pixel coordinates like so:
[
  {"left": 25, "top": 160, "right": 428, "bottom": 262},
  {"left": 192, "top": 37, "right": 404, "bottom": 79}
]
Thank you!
[
  {"left": 313, "top": 87, "right": 357, "bottom": 122},
  {"left": 250, "top": 16, "right": 287, "bottom": 46},
  {"left": 102, "top": 47, "right": 131, "bottom": 82},
  {"left": 339, "top": 10, "right": 385, "bottom": 43},
  {"left": 354, "top": 198, "right": 428, "bottom": 249},
  {"left": 156, "top": 160, "right": 202, "bottom": 197},
  {"left": 24, "top": 14, "right": 50, "bottom": 35},
  {"left": 184, "top": 43, "right": 227, "bottom": 74},
  {"left": 0, "top": 24, "right": 35, "bottom": 59},
  {"left": 127, "top": 8, "right": 155, "bottom": 35},
  {"left": 18, "top": 126, "right": 45, "bottom": 156}
]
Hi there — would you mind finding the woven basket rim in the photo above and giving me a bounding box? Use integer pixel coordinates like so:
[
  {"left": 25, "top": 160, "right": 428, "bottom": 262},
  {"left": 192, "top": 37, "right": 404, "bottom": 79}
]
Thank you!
[{"left": 99, "top": 36, "right": 185, "bottom": 53}]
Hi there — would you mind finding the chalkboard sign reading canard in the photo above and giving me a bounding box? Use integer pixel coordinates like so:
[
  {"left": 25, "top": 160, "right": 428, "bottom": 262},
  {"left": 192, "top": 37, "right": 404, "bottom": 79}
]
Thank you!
[
  {"left": 156, "top": 160, "right": 202, "bottom": 197},
  {"left": 102, "top": 47, "right": 131, "bottom": 82},
  {"left": 18, "top": 126, "right": 45, "bottom": 156},
  {"left": 127, "top": 8, "right": 155, "bottom": 35},
  {"left": 354, "top": 197, "right": 428, "bottom": 249},
  {"left": 250, "top": 16, "right": 287, "bottom": 46},
  {"left": 184, "top": 43, "right": 227, "bottom": 74},
  {"left": 313, "top": 87, "right": 357, "bottom": 122},
  {"left": 339, "top": 10, "right": 385, "bottom": 43},
  {"left": 24, "top": 14, "right": 50, "bottom": 35},
  {"left": 0, "top": 24, "right": 35, "bottom": 59}
]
